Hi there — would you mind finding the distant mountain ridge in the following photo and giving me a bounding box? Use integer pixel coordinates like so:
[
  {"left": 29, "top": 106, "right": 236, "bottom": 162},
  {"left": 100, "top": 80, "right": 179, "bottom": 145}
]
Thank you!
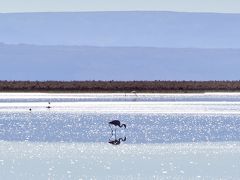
[
  {"left": 1, "top": 43, "right": 240, "bottom": 81},
  {"left": 0, "top": 11, "right": 240, "bottom": 48}
]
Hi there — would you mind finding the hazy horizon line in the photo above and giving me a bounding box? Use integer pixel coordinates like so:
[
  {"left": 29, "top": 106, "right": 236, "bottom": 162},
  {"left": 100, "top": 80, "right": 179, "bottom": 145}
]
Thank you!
[
  {"left": 1, "top": 42, "right": 240, "bottom": 50},
  {"left": 1, "top": 10, "right": 240, "bottom": 15}
]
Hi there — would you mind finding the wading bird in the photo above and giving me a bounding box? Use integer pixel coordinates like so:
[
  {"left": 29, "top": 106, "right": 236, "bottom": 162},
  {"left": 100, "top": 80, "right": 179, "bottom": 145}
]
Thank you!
[
  {"left": 108, "top": 120, "right": 126, "bottom": 135},
  {"left": 131, "top": 91, "right": 138, "bottom": 97},
  {"left": 109, "top": 120, "right": 126, "bottom": 129},
  {"left": 46, "top": 102, "right": 51, "bottom": 109}
]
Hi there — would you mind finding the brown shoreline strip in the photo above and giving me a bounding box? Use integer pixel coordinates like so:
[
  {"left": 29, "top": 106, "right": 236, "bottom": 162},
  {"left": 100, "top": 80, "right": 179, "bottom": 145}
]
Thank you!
[{"left": 0, "top": 81, "right": 240, "bottom": 93}]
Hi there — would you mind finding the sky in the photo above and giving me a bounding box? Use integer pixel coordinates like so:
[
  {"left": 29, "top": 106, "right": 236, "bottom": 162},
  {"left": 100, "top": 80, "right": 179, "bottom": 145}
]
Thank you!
[{"left": 0, "top": 0, "right": 240, "bottom": 13}]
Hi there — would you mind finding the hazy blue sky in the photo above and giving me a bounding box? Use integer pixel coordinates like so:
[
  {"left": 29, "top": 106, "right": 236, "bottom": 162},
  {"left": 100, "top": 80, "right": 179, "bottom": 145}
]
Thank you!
[{"left": 0, "top": 0, "right": 240, "bottom": 13}]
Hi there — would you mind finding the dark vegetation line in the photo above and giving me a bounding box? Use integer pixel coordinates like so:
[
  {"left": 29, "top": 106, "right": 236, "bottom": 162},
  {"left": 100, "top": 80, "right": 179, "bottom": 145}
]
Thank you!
[{"left": 1, "top": 81, "right": 240, "bottom": 93}]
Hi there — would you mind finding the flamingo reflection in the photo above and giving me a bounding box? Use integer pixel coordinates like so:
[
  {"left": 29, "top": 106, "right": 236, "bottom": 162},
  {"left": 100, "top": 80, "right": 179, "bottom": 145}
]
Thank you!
[{"left": 109, "top": 137, "right": 127, "bottom": 145}]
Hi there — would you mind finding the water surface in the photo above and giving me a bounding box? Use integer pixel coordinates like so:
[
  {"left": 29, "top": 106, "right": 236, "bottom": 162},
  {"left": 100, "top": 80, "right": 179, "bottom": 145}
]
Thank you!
[{"left": 0, "top": 93, "right": 240, "bottom": 179}]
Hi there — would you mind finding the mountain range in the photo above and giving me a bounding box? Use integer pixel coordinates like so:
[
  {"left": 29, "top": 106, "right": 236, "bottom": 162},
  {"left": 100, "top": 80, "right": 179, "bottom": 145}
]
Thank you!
[
  {"left": 0, "top": 11, "right": 239, "bottom": 80},
  {"left": 0, "top": 11, "right": 239, "bottom": 48},
  {"left": 1, "top": 44, "right": 239, "bottom": 81}
]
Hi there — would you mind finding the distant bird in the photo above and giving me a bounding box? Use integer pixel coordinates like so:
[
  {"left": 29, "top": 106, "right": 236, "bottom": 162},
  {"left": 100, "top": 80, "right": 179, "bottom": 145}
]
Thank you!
[
  {"left": 46, "top": 102, "right": 51, "bottom": 109},
  {"left": 109, "top": 137, "right": 126, "bottom": 145},
  {"left": 109, "top": 120, "right": 126, "bottom": 129},
  {"left": 29, "top": 108, "right": 32, "bottom": 111},
  {"left": 131, "top": 91, "right": 138, "bottom": 97}
]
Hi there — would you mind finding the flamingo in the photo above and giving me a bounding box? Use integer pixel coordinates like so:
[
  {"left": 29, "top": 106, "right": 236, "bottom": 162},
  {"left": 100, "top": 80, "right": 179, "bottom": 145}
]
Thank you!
[
  {"left": 108, "top": 120, "right": 126, "bottom": 135},
  {"left": 131, "top": 91, "right": 138, "bottom": 97},
  {"left": 109, "top": 120, "right": 126, "bottom": 129}
]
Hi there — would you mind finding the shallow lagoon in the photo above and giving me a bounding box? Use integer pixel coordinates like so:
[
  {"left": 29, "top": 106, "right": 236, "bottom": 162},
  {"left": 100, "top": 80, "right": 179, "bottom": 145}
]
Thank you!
[{"left": 0, "top": 93, "right": 240, "bottom": 179}]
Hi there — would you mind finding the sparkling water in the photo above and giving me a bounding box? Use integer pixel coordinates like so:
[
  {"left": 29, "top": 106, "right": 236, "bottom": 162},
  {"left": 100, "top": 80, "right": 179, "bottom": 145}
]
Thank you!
[{"left": 0, "top": 93, "right": 240, "bottom": 179}]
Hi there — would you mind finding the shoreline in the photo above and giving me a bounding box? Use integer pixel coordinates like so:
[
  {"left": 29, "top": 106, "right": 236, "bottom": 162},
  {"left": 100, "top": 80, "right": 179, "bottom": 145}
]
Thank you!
[{"left": 1, "top": 80, "right": 240, "bottom": 93}]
